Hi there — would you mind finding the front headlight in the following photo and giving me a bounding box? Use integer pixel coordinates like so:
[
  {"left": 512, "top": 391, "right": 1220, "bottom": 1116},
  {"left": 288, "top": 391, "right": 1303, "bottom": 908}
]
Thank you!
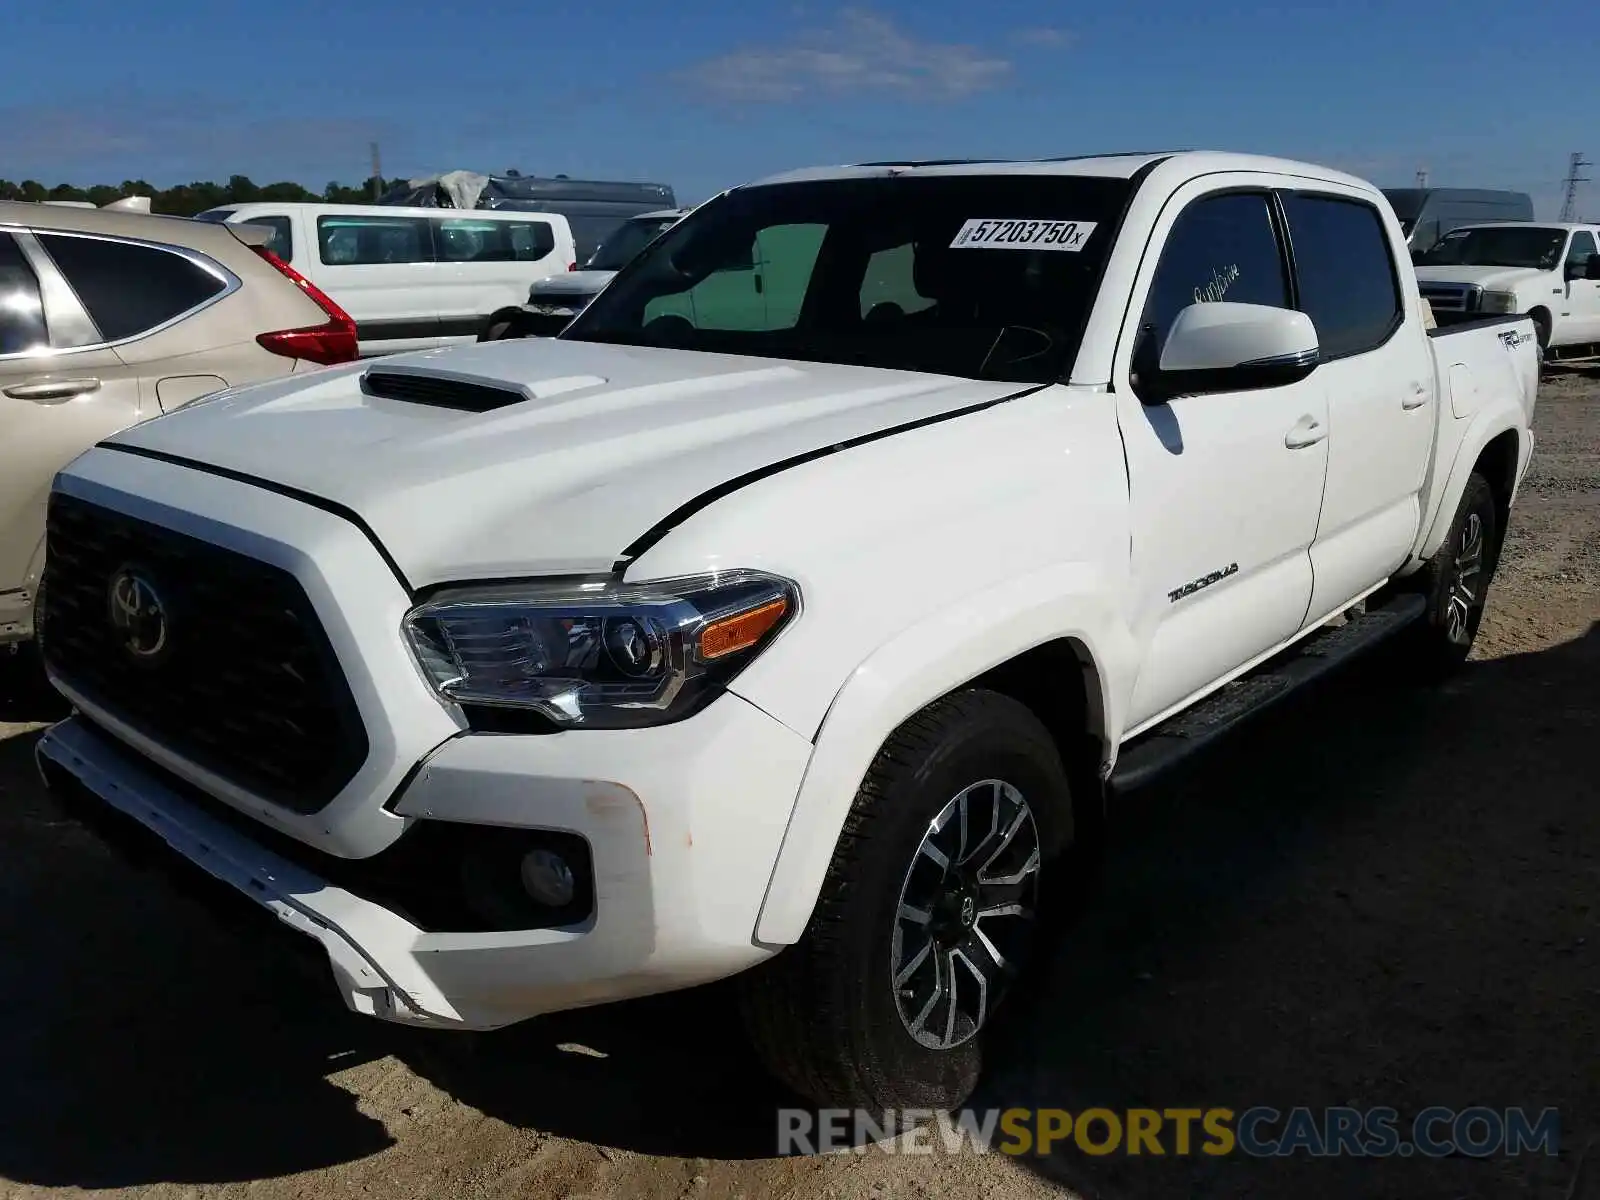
[
  {"left": 1479, "top": 291, "right": 1519, "bottom": 314},
  {"left": 403, "top": 570, "right": 799, "bottom": 729}
]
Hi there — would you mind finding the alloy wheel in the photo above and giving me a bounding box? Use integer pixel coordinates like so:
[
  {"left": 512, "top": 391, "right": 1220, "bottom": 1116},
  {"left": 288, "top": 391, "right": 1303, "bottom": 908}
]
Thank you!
[
  {"left": 891, "top": 779, "right": 1042, "bottom": 1050},
  {"left": 1444, "top": 511, "right": 1485, "bottom": 645}
]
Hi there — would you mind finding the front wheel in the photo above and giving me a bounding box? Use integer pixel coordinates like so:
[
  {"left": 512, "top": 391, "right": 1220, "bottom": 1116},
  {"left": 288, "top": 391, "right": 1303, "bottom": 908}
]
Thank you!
[{"left": 738, "top": 689, "right": 1073, "bottom": 1111}]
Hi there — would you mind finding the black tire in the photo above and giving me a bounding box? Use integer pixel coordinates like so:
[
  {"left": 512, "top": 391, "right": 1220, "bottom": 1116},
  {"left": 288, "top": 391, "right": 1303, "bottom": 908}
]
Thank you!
[
  {"left": 478, "top": 307, "right": 525, "bottom": 342},
  {"left": 738, "top": 689, "right": 1074, "bottom": 1112},
  {"left": 1394, "top": 471, "right": 1500, "bottom": 673},
  {"left": 1531, "top": 311, "right": 1551, "bottom": 371}
]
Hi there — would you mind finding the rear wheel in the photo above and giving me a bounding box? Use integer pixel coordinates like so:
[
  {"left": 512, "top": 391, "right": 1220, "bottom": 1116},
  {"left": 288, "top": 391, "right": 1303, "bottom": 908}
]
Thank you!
[
  {"left": 1394, "top": 471, "right": 1499, "bottom": 672},
  {"left": 739, "top": 690, "right": 1073, "bottom": 1111}
]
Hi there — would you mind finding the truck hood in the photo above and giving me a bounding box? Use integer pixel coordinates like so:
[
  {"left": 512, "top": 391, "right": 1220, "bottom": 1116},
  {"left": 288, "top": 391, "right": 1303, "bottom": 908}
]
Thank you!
[
  {"left": 1414, "top": 265, "right": 1544, "bottom": 290},
  {"left": 529, "top": 270, "right": 616, "bottom": 302},
  {"left": 105, "top": 338, "right": 1026, "bottom": 588}
]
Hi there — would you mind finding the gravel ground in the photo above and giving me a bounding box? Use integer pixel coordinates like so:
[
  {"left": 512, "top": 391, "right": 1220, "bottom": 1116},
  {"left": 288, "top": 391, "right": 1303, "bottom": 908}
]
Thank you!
[{"left": 1, "top": 372, "right": 1596, "bottom": 1200}]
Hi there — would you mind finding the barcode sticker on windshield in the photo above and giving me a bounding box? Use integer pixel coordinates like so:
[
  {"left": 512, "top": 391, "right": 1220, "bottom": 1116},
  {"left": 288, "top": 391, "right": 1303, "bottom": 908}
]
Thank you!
[{"left": 950, "top": 219, "right": 1098, "bottom": 251}]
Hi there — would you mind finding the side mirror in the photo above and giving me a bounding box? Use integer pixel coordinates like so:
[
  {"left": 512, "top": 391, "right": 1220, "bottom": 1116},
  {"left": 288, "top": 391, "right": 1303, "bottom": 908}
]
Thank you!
[
  {"left": 1585, "top": 253, "right": 1600, "bottom": 281},
  {"left": 1137, "top": 302, "right": 1320, "bottom": 404}
]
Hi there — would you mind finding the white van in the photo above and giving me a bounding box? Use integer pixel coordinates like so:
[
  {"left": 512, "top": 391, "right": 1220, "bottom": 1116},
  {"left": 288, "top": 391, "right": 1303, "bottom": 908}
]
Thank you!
[{"left": 194, "top": 203, "right": 576, "bottom": 355}]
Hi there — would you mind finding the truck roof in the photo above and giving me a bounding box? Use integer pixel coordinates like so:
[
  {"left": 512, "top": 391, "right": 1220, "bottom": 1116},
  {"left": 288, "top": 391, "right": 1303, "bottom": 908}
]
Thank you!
[
  {"left": 1444, "top": 221, "right": 1597, "bottom": 232},
  {"left": 745, "top": 150, "right": 1375, "bottom": 191}
]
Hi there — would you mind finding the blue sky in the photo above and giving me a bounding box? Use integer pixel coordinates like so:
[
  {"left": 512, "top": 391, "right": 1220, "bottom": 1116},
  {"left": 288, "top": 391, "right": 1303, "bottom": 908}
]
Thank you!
[{"left": 3, "top": 0, "right": 1597, "bottom": 216}]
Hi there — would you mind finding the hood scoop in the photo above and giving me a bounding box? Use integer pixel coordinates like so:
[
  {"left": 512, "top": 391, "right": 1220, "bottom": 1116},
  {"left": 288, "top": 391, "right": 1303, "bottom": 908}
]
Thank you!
[{"left": 360, "top": 365, "right": 606, "bottom": 413}]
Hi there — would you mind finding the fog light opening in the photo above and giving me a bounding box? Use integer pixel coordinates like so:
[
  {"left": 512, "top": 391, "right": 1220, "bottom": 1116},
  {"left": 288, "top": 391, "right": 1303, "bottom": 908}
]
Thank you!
[{"left": 520, "top": 847, "right": 576, "bottom": 908}]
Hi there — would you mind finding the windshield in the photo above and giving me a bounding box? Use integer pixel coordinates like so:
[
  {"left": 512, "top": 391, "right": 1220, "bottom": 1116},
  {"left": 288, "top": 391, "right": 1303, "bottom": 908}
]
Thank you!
[
  {"left": 1417, "top": 226, "right": 1568, "bottom": 269},
  {"left": 585, "top": 216, "right": 678, "bottom": 271},
  {"left": 562, "top": 174, "right": 1131, "bottom": 384}
]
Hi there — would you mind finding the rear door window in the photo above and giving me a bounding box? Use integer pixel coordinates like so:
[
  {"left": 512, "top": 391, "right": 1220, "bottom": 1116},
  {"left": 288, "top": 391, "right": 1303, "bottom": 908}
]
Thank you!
[
  {"left": 1281, "top": 193, "right": 1402, "bottom": 359},
  {"left": 0, "top": 233, "right": 49, "bottom": 354},
  {"left": 38, "top": 233, "right": 228, "bottom": 342},
  {"left": 316, "top": 216, "right": 433, "bottom": 266}
]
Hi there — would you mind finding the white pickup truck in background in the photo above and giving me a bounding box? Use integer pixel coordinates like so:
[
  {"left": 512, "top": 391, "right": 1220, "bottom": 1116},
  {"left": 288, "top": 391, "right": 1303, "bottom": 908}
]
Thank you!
[
  {"left": 35, "top": 151, "right": 1537, "bottom": 1113},
  {"left": 1414, "top": 221, "right": 1600, "bottom": 364}
]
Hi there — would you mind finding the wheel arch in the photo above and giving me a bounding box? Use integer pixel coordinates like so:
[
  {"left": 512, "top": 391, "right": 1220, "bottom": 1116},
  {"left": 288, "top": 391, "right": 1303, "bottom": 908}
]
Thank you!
[
  {"left": 1417, "top": 412, "right": 1527, "bottom": 563},
  {"left": 752, "top": 568, "right": 1133, "bottom": 946}
]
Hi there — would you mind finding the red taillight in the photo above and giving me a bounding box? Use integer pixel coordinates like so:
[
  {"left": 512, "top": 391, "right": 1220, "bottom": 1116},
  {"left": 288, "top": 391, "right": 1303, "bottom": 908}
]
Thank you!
[
  {"left": 251, "top": 246, "right": 359, "bottom": 365},
  {"left": 567, "top": 261, "right": 578, "bottom": 271}
]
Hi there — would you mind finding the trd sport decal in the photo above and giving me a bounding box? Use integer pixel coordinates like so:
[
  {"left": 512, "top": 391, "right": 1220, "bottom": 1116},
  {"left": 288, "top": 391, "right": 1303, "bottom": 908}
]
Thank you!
[
  {"left": 1497, "top": 329, "right": 1533, "bottom": 350},
  {"left": 1168, "top": 562, "right": 1239, "bottom": 604}
]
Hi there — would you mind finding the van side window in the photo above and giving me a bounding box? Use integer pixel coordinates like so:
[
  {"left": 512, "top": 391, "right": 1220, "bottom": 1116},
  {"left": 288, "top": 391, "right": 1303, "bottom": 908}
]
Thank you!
[
  {"left": 1281, "top": 194, "right": 1402, "bottom": 359},
  {"left": 317, "top": 216, "right": 432, "bottom": 266},
  {"left": 0, "top": 233, "right": 48, "bottom": 354},
  {"left": 433, "top": 218, "right": 555, "bottom": 263},
  {"left": 38, "top": 233, "right": 228, "bottom": 342},
  {"left": 1140, "top": 192, "right": 1289, "bottom": 354},
  {"left": 241, "top": 215, "right": 293, "bottom": 262}
]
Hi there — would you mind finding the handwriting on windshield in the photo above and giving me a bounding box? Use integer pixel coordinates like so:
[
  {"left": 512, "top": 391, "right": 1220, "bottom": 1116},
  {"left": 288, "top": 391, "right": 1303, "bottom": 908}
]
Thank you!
[{"left": 1194, "top": 264, "right": 1240, "bottom": 304}]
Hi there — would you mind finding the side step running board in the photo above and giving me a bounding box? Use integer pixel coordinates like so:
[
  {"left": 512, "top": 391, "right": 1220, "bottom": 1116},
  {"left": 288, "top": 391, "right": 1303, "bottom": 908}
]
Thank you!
[{"left": 1109, "top": 593, "right": 1427, "bottom": 793}]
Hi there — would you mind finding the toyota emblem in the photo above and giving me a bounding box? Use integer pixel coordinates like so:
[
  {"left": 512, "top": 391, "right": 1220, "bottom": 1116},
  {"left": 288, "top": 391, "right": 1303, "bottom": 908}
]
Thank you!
[{"left": 107, "top": 569, "right": 169, "bottom": 660}]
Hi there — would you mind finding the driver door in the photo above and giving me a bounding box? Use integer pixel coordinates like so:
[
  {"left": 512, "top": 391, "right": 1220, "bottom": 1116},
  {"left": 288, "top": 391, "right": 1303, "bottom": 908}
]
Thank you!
[{"left": 1112, "top": 184, "right": 1331, "bottom": 731}]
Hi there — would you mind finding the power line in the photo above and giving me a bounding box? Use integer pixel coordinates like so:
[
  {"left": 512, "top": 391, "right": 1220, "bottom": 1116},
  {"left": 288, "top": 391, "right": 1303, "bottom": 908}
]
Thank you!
[{"left": 1558, "top": 151, "right": 1590, "bottom": 221}]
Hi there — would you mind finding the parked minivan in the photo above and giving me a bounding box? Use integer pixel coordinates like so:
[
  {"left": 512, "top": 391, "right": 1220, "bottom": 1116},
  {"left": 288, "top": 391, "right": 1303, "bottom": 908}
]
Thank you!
[
  {"left": 1380, "top": 188, "right": 1534, "bottom": 255},
  {"left": 194, "top": 203, "right": 576, "bottom": 355}
]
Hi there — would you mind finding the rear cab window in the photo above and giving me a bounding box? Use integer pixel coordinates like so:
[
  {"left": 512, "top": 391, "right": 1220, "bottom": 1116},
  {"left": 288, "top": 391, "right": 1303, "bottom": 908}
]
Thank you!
[
  {"left": 37, "top": 233, "right": 229, "bottom": 342},
  {"left": 317, "top": 216, "right": 432, "bottom": 265}
]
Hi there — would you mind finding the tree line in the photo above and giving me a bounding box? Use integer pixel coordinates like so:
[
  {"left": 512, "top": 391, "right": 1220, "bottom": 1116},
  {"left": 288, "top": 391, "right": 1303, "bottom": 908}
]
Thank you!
[{"left": 0, "top": 174, "right": 414, "bottom": 216}]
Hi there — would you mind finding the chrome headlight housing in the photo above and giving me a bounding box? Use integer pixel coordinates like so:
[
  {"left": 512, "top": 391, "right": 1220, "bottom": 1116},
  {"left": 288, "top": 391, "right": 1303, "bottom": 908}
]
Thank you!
[
  {"left": 403, "top": 570, "right": 798, "bottom": 729},
  {"left": 1478, "top": 291, "right": 1519, "bottom": 314}
]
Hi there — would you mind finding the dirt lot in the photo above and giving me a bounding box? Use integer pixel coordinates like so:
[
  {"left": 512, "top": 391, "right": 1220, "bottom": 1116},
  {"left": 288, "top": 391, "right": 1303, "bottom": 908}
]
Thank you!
[{"left": 1, "top": 373, "right": 1596, "bottom": 1200}]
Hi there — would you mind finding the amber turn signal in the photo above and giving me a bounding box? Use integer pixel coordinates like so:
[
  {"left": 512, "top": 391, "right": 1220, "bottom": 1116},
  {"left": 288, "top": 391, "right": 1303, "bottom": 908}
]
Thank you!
[{"left": 700, "top": 598, "right": 789, "bottom": 661}]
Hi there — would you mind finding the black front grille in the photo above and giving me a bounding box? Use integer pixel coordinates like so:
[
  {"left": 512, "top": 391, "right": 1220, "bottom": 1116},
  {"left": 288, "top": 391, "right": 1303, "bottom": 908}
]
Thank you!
[{"left": 40, "top": 492, "right": 368, "bottom": 812}]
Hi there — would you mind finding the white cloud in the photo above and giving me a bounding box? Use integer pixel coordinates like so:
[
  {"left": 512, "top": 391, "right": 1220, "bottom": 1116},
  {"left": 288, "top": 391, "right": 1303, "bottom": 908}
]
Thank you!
[{"left": 682, "top": 8, "right": 1013, "bottom": 103}]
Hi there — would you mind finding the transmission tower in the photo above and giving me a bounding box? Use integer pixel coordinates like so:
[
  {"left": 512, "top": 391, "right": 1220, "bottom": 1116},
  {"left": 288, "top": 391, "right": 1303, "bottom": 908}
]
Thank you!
[
  {"left": 1415, "top": 167, "right": 1429, "bottom": 188},
  {"left": 1558, "top": 152, "right": 1590, "bottom": 221}
]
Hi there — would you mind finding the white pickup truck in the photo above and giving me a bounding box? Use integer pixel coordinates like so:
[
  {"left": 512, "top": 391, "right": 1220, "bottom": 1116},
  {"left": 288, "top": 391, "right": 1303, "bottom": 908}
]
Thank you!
[
  {"left": 1414, "top": 221, "right": 1600, "bottom": 364},
  {"left": 35, "top": 151, "right": 1537, "bottom": 1113}
]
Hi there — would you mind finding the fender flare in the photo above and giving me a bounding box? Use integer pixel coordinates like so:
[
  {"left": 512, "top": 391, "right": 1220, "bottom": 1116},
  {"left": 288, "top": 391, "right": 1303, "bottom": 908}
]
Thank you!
[
  {"left": 751, "top": 561, "right": 1137, "bottom": 946},
  {"left": 1415, "top": 410, "right": 1525, "bottom": 562}
]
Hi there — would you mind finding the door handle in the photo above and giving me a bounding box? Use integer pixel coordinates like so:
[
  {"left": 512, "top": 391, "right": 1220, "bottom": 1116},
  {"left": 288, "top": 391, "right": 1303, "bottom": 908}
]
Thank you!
[
  {"left": 3, "top": 378, "right": 101, "bottom": 404},
  {"left": 1402, "top": 384, "right": 1428, "bottom": 410},
  {"left": 1284, "top": 415, "right": 1327, "bottom": 449}
]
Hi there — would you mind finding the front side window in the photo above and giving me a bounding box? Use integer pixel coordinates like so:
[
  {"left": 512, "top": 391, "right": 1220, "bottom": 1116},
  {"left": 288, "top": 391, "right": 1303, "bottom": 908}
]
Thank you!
[
  {"left": 0, "top": 232, "right": 48, "bottom": 354},
  {"left": 1416, "top": 226, "right": 1568, "bottom": 270},
  {"left": 1281, "top": 194, "right": 1401, "bottom": 359},
  {"left": 317, "top": 216, "right": 432, "bottom": 266},
  {"left": 38, "top": 233, "right": 227, "bottom": 342},
  {"left": 565, "top": 174, "right": 1132, "bottom": 383},
  {"left": 1565, "top": 230, "right": 1598, "bottom": 271},
  {"left": 1138, "top": 191, "right": 1289, "bottom": 356}
]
